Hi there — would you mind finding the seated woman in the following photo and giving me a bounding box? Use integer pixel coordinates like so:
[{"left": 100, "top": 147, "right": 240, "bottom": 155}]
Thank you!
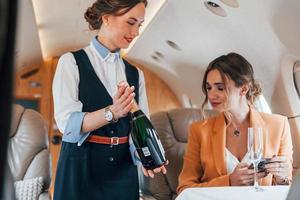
[{"left": 177, "top": 53, "right": 293, "bottom": 193}]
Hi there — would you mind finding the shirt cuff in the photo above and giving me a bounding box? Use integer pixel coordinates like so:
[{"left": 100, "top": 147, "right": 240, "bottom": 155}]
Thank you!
[{"left": 62, "top": 111, "right": 90, "bottom": 145}]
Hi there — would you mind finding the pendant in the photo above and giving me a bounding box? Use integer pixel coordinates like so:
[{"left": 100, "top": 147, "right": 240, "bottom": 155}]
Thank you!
[{"left": 233, "top": 130, "right": 240, "bottom": 137}]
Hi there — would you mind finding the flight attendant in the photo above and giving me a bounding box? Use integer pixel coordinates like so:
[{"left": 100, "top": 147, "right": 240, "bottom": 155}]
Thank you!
[{"left": 52, "top": 0, "right": 167, "bottom": 199}]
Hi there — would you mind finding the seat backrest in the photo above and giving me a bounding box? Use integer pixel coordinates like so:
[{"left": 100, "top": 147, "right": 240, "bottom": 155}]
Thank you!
[
  {"left": 7, "top": 104, "right": 50, "bottom": 189},
  {"left": 139, "top": 108, "right": 216, "bottom": 200}
]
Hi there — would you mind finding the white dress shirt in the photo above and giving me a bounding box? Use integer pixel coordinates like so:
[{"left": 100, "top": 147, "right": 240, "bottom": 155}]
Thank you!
[{"left": 225, "top": 148, "right": 251, "bottom": 174}]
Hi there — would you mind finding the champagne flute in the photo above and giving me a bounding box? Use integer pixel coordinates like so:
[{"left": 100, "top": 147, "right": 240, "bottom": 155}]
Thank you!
[{"left": 248, "top": 127, "right": 264, "bottom": 191}]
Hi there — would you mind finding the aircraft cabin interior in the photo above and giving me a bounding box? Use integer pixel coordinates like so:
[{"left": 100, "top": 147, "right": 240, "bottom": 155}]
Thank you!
[{"left": 1, "top": 0, "right": 300, "bottom": 200}]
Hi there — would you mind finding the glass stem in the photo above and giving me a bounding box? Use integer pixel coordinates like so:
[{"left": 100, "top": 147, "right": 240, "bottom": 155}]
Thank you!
[{"left": 253, "top": 161, "right": 259, "bottom": 189}]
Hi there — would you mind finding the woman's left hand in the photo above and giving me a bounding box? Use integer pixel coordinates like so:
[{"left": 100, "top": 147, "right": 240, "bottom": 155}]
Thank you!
[
  {"left": 141, "top": 160, "right": 169, "bottom": 178},
  {"left": 264, "top": 156, "right": 291, "bottom": 184}
]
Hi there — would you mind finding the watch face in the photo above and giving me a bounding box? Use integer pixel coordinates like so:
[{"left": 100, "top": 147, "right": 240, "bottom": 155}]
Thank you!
[{"left": 105, "top": 110, "right": 113, "bottom": 122}]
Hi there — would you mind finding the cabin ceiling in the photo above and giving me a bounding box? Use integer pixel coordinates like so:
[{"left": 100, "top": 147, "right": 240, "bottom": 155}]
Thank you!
[
  {"left": 14, "top": 0, "right": 43, "bottom": 68},
  {"left": 15, "top": 0, "right": 300, "bottom": 108}
]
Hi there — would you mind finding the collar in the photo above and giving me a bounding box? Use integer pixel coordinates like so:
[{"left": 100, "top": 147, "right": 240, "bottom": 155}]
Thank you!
[
  {"left": 211, "top": 106, "right": 267, "bottom": 176},
  {"left": 212, "top": 106, "right": 265, "bottom": 134},
  {"left": 249, "top": 106, "right": 266, "bottom": 128},
  {"left": 91, "top": 36, "right": 120, "bottom": 61}
]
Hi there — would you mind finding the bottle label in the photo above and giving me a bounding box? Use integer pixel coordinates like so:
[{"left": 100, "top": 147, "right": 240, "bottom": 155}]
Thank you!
[{"left": 142, "top": 147, "right": 151, "bottom": 157}]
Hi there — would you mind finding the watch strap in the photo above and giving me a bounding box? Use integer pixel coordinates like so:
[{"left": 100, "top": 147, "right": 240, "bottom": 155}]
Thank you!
[{"left": 105, "top": 106, "right": 118, "bottom": 123}]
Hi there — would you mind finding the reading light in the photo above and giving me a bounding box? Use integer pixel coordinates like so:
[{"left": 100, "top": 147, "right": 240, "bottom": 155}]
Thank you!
[
  {"left": 204, "top": 1, "right": 227, "bottom": 17},
  {"left": 151, "top": 55, "right": 159, "bottom": 62},
  {"left": 207, "top": 1, "right": 219, "bottom": 7},
  {"left": 166, "top": 40, "right": 181, "bottom": 51},
  {"left": 154, "top": 51, "right": 164, "bottom": 58}
]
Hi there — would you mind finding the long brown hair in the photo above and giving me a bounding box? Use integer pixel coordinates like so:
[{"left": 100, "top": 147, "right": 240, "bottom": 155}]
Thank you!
[
  {"left": 201, "top": 52, "right": 262, "bottom": 110},
  {"left": 84, "top": 0, "right": 148, "bottom": 30}
]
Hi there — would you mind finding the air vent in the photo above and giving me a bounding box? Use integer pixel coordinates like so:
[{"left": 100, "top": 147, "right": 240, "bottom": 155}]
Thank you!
[
  {"left": 154, "top": 51, "right": 164, "bottom": 58},
  {"left": 151, "top": 55, "right": 159, "bottom": 62},
  {"left": 207, "top": 1, "right": 219, "bottom": 8},
  {"left": 166, "top": 40, "right": 181, "bottom": 51},
  {"left": 204, "top": 1, "right": 227, "bottom": 17}
]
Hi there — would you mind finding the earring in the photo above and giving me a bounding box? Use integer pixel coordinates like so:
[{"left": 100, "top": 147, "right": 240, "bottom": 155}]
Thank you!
[{"left": 240, "top": 88, "right": 246, "bottom": 95}]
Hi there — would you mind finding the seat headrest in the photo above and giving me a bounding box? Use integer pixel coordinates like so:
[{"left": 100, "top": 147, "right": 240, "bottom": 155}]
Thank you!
[
  {"left": 151, "top": 108, "right": 217, "bottom": 143},
  {"left": 8, "top": 104, "right": 49, "bottom": 181},
  {"left": 10, "top": 104, "right": 48, "bottom": 146},
  {"left": 10, "top": 104, "right": 25, "bottom": 137}
]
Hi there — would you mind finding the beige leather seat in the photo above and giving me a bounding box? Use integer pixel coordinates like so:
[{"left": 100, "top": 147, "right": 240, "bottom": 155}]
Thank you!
[
  {"left": 7, "top": 104, "right": 50, "bottom": 200},
  {"left": 140, "top": 108, "right": 215, "bottom": 200}
]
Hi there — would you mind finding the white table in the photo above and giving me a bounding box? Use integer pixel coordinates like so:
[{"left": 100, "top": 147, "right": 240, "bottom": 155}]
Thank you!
[{"left": 176, "top": 186, "right": 290, "bottom": 200}]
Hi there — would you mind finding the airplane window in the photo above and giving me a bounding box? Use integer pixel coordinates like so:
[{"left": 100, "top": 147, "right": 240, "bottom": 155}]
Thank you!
[{"left": 293, "top": 61, "right": 300, "bottom": 98}]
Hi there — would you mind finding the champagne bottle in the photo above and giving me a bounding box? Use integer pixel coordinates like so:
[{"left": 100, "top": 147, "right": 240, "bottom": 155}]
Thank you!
[{"left": 130, "top": 101, "right": 167, "bottom": 170}]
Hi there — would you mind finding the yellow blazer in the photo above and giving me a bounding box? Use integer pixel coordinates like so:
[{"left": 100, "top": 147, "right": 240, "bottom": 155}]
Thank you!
[{"left": 177, "top": 107, "right": 293, "bottom": 193}]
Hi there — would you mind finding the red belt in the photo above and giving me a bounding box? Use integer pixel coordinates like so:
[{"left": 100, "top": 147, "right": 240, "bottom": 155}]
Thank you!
[{"left": 86, "top": 135, "right": 129, "bottom": 145}]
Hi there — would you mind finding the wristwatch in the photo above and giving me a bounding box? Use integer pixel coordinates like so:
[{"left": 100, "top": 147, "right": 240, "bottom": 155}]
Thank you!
[{"left": 104, "top": 106, "right": 117, "bottom": 123}]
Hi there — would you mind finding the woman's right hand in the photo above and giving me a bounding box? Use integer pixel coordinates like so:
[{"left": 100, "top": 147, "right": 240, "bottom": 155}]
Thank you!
[
  {"left": 229, "top": 163, "right": 266, "bottom": 186},
  {"left": 230, "top": 163, "right": 253, "bottom": 186},
  {"left": 110, "top": 81, "right": 135, "bottom": 120}
]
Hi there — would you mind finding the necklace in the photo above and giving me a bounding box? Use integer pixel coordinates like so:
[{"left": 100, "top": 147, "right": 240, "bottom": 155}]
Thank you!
[
  {"left": 233, "top": 129, "right": 240, "bottom": 137},
  {"left": 231, "top": 121, "right": 241, "bottom": 137},
  {"left": 225, "top": 115, "right": 242, "bottom": 137}
]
